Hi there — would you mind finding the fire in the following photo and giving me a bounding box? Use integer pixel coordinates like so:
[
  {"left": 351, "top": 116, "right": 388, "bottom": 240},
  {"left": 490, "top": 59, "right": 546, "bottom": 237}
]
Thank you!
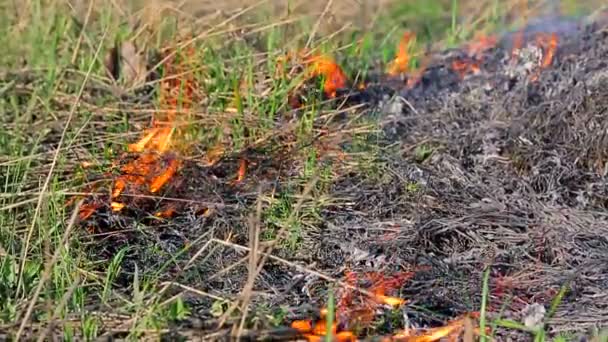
[
  {"left": 111, "top": 202, "right": 125, "bottom": 212},
  {"left": 291, "top": 312, "right": 356, "bottom": 342},
  {"left": 537, "top": 32, "right": 559, "bottom": 69},
  {"left": 292, "top": 306, "right": 485, "bottom": 341},
  {"left": 291, "top": 270, "right": 411, "bottom": 341},
  {"left": 128, "top": 127, "right": 174, "bottom": 153},
  {"left": 392, "top": 313, "right": 485, "bottom": 342},
  {"left": 388, "top": 32, "right": 416, "bottom": 76},
  {"left": 451, "top": 32, "right": 495, "bottom": 79},
  {"left": 302, "top": 52, "right": 348, "bottom": 98},
  {"left": 231, "top": 158, "right": 247, "bottom": 185},
  {"left": 78, "top": 40, "right": 200, "bottom": 222},
  {"left": 451, "top": 58, "right": 481, "bottom": 79},
  {"left": 149, "top": 158, "right": 181, "bottom": 193},
  {"left": 278, "top": 49, "right": 348, "bottom": 99},
  {"left": 288, "top": 270, "right": 490, "bottom": 341},
  {"left": 79, "top": 202, "right": 101, "bottom": 220},
  {"left": 335, "top": 270, "right": 411, "bottom": 327}
]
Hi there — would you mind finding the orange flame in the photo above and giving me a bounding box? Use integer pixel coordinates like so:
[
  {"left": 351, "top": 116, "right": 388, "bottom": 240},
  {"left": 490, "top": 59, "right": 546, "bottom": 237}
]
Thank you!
[
  {"left": 531, "top": 32, "right": 559, "bottom": 81},
  {"left": 291, "top": 319, "right": 356, "bottom": 342},
  {"left": 290, "top": 271, "right": 411, "bottom": 341},
  {"left": 149, "top": 158, "right": 181, "bottom": 193},
  {"left": 154, "top": 203, "right": 178, "bottom": 218},
  {"left": 388, "top": 32, "right": 416, "bottom": 76},
  {"left": 128, "top": 127, "right": 174, "bottom": 154},
  {"left": 303, "top": 53, "right": 348, "bottom": 98},
  {"left": 392, "top": 313, "right": 485, "bottom": 342},
  {"left": 233, "top": 158, "right": 247, "bottom": 184},
  {"left": 111, "top": 202, "right": 125, "bottom": 212},
  {"left": 537, "top": 32, "right": 558, "bottom": 69},
  {"left": 451, "top": 58, "right": 481, "bottom": 79},
  {"left": 102, "top": 42, "right": 199, "bottom": 218},
  {"left": 79, "top": 203, "right": 101, "bottom": 220}
]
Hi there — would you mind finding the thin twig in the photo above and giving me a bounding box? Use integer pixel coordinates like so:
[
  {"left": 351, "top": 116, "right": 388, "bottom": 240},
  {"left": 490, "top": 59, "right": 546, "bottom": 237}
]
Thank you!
[{"left": 236, "top": 189, "right": 264, "bottom": 337}]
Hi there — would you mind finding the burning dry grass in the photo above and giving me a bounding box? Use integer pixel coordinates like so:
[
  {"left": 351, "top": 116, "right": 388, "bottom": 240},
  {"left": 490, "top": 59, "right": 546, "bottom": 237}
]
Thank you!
[
  {"left": 3, "top": 1, "right": 608, "bottom": 341},
  {"left": 61, "top": 10, "right": 608, "bottom": 341}
]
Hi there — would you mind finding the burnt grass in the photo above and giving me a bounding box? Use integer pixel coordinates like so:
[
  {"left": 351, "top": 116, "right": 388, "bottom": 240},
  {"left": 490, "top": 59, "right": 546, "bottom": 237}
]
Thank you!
[{"left": 77, "top": 18, "right": 608, "bottom": 341}]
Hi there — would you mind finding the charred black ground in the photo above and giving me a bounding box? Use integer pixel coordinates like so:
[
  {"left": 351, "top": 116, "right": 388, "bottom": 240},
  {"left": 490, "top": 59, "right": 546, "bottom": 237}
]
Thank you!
[{"left": 74, "top": 16, "right": 608, "bottom": 341}]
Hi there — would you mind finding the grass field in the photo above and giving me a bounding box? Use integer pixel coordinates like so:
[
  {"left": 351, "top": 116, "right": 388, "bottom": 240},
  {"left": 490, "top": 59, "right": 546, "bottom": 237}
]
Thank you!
[{"left": 1, "top": 0, "right": 608, "bottom": 341}]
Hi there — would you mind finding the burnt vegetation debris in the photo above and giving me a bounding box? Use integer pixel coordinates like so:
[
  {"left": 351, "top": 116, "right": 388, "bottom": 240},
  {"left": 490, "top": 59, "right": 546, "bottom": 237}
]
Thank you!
[{"left": 65, "top": 14, "right": 608, "bottom": 342}]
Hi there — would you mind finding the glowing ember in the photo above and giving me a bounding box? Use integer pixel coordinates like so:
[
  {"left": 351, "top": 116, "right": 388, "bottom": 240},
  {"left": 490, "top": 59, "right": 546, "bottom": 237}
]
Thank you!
[
  {"left": 375, "top": 294, "right": 406, "bottom": 307},
  {"left": 388, "top": 32, "right": 416, "bottom": 76},
  {"left": 451, "top": 58, "right": 481, "bottom": 79},
  {"left": 154, "top": 204, "right": 178, "bottom": 218},
  {"left": 232, "top": 158, "right": 247, "bottom": 184},
  {"left": 149, "top": 158, "right": 181, "bottom": 193},
  {"left": 79, "top": 203, "right": 100, "bottom": 220},
  {"left": 111, "top": 202, "right": 125, "bottom": 212}
]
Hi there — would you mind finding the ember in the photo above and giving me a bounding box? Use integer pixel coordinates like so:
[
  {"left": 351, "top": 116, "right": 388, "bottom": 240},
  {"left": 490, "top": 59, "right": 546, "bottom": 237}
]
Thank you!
[
  {"left": 392, "top": 313, "right": 484, "bottom": 342},
  {"left": 232, "top": 158, "right": 247, "bottom": 184},
  {"left": 291, "top": 270, "right": 412, "bottom": 341},
  {"left": 451, "top": 57, "right": 481, "bottom": 79}
]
